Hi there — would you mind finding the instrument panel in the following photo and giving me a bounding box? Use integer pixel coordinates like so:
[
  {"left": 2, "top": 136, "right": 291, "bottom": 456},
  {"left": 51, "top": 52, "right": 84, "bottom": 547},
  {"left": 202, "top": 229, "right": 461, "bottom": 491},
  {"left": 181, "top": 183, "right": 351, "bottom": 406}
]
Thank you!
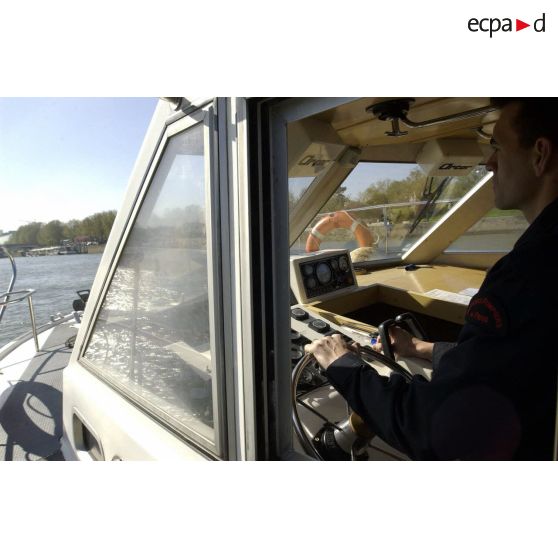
[{"left": 290, "top": 249, "right": 358, "bottom": 304}]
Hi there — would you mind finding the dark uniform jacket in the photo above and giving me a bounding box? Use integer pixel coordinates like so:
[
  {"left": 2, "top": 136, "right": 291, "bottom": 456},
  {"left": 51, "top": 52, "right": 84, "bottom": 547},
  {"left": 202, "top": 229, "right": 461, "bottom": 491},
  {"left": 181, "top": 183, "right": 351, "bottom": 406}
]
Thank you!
[{"left": 326, "top": 197, "right": 558, "bottom": 460}]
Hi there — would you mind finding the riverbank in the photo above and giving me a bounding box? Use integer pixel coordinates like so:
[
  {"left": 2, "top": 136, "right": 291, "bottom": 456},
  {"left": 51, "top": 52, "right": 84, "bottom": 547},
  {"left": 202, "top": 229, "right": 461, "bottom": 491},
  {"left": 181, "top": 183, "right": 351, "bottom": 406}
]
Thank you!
[
  {"left": 86, "top": 244, "right": 106, "bottom": 255},
  {"left": 4, "top": 244, "right": 106, "bottom": 257}
]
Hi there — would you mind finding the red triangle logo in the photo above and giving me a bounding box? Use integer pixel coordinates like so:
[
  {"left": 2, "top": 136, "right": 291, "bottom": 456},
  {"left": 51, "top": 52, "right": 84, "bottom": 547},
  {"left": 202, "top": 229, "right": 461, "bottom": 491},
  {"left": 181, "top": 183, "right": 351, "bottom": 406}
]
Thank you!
[{"left": 516, "top": 19, "right": 530, "bottom": 31}]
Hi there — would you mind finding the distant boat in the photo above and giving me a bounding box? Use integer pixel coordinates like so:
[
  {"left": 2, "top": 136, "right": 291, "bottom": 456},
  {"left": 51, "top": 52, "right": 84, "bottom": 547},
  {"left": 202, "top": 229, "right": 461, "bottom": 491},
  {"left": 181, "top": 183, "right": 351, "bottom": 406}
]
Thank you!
[{"left": 58, "top": 247, "right": 79, "bottom": 255}]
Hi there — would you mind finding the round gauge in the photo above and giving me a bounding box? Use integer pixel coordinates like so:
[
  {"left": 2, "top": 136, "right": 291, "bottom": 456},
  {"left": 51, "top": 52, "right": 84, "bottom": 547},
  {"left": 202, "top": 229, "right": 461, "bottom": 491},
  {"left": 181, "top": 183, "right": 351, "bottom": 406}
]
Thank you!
[
  {"left": 315, "top": 263, "right": 332, "bottom": 285},
  {"left": 305, "top": 277, "right": 317, "bottom": 290},
  {"left": 339, "top": 256, "right": 349, "bottom": 272},
  {"left": 302, "top": 264, "right": 314, "bottom": 277},
  {"left": 330, "top": 259, "right": 339, "bottom": 271}
]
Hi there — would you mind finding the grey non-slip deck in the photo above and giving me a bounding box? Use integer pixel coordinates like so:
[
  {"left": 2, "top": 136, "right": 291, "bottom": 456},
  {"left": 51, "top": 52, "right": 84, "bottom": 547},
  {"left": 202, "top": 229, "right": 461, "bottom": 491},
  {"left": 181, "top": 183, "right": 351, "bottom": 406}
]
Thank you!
[{"left": 0, "top": 324, "right": 75, "bottom": 461}]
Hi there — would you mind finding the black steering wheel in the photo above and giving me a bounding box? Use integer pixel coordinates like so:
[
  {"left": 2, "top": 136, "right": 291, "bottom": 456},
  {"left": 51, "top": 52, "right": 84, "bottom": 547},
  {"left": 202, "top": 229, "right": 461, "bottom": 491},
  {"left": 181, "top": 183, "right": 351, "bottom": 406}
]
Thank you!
[{"left": 291, "top": 341, "right": 413, "bottom": 460}]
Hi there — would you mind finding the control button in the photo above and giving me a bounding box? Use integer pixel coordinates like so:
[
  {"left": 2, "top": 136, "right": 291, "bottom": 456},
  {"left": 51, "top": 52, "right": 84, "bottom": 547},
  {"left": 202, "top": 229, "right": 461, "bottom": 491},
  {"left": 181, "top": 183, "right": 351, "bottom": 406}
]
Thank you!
[
  {"left": 291, "top": 308, "right": 309, "bottom": 321},
  {"left": 291, "top": 347, "right": 304, "bottom": 362},
  {"left": 301, "top": 369, "right": 314, "bottom": 384},
  {"left": 291, "top": 331, "right": 302, "bottom": 343},
  {"left": 309, "top": 319, "right": 329, "bottom": 334}
]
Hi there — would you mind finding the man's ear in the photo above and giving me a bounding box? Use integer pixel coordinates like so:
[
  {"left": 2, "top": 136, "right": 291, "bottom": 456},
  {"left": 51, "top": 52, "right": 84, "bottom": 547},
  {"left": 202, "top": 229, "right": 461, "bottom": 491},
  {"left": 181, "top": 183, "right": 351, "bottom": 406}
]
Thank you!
[{"left": 532, "top": 137, "right": 553, "bottom": 177}]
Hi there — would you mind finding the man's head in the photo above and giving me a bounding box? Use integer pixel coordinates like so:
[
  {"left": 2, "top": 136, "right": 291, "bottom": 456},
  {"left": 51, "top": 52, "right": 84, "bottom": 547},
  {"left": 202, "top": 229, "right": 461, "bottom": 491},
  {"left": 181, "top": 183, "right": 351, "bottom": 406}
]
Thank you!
[{"left": 486, "top": 98, "right": 558, "bottom": 222}]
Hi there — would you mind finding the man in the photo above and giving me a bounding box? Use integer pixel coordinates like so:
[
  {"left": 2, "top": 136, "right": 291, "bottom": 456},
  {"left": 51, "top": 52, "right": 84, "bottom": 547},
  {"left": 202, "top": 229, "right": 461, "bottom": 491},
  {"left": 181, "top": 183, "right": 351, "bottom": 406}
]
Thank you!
[{"left": 305, "top": 98, "right": 558, "bottom": 460}]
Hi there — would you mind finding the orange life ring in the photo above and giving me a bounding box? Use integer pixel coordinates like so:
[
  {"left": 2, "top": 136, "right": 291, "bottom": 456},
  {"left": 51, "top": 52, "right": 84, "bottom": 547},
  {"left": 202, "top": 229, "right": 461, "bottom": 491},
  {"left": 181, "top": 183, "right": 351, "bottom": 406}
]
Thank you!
[{"left": 305, "top": 211, "right": 375, "bottom": 252}]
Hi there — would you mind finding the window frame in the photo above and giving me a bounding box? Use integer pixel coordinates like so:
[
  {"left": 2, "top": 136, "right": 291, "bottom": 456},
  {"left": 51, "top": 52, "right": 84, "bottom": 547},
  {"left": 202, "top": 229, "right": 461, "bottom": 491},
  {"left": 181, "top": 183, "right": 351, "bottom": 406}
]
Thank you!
[
  {"left": 262, "top": 98, "right": 357, "bottom": 459},
  {"left": 78, "top": 102, "right": 227, "bottom": 458}
]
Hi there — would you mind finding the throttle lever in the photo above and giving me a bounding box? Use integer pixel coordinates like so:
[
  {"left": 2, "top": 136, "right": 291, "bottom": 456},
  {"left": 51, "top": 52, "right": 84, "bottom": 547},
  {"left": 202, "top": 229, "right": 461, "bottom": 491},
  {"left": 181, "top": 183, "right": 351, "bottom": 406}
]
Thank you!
[
  {"left": 378, "top": 312, "right": 428, "bottom": 362},
  {"left": 394, "top": 312, "right": 428, "bottom": 341},
  {"left": 377, "top": 318, "right": 397, "bottom": 361}
]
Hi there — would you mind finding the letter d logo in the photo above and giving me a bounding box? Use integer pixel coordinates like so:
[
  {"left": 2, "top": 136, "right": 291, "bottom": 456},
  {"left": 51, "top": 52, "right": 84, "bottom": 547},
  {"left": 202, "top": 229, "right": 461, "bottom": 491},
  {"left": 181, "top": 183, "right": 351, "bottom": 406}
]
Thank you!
[{"left": 534, "top": 13, "right": 546, "bottom": 32}]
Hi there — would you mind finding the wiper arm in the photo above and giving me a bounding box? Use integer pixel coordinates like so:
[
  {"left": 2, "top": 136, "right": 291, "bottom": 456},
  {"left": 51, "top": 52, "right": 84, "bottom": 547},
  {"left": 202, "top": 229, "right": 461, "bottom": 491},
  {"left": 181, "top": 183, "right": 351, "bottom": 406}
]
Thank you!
[{"left": 407, "top": 176, "right": 452, "bottom": 235}]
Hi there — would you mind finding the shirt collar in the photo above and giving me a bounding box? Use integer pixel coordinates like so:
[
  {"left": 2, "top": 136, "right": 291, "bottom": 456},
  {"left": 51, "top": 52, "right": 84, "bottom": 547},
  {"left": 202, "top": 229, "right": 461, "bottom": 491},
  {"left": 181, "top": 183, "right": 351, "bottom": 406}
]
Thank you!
[{"left": 514, "top": 195, "right": 558, "bottom": 248}]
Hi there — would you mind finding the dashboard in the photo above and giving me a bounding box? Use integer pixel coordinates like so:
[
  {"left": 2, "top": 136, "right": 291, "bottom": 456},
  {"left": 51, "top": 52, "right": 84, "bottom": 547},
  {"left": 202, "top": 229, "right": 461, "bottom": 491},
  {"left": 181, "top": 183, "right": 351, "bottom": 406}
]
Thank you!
[{"left": 290, "top": 249, "right": 358, "bottom": 304}]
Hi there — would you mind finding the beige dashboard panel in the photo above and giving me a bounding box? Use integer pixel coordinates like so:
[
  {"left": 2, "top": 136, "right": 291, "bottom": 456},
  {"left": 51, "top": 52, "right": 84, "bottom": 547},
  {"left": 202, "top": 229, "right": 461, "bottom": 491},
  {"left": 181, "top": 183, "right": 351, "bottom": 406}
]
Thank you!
[
  {"left": 310, "top": 265, "right": 485, "bottom": 326},
  {"left": 356, "top": 265, "right": 485, "bottom": 294}
]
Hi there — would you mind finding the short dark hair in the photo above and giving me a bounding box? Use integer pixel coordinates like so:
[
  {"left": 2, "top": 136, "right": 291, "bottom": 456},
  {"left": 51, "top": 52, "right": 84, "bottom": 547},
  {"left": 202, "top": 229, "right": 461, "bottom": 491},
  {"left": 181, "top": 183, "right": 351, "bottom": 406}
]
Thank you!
[{"left": 491, "top": 98, "right": 558, "bottom": 148}]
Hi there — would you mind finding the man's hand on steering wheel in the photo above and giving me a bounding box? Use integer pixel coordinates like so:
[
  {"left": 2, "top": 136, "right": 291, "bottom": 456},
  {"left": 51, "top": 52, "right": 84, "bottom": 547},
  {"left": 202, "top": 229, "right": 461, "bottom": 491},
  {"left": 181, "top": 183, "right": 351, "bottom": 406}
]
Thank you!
[{"left": 304, "top": 334, "right": 356, "bottom": 370}]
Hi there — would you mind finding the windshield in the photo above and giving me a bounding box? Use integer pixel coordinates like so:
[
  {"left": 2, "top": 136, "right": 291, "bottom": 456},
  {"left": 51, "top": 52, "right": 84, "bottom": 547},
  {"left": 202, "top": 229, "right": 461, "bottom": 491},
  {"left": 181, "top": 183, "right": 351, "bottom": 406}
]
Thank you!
[
  {"left": 446, "top": 208, "right": 528, "bottom": 252},
  {"left": 289, "top": 176, "right": 317, "bottom": 208},
  {"left": 290, "top": 162, "right": 489, "bottom": 260}
]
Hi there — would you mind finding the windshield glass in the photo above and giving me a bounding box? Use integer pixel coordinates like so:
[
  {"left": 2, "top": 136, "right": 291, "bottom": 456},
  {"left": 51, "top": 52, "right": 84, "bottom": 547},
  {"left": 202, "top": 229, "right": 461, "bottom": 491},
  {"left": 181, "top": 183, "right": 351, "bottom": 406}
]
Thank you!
[
  {"left": 446, "top": 208, "right": 528, "bottom": 252},
  {"left": 290, "top": 162, "right": 489, "bottom": 261},
  {"left": 289, "top": 174, "right": 326, "bottom": 213}
]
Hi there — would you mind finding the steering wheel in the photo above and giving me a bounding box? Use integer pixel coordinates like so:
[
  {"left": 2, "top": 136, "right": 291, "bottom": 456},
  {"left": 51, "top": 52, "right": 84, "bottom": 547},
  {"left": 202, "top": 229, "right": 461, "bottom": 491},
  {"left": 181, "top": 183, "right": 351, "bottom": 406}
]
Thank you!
[{"left": 291, "top": 341, "right": 413, "bottom": 460}]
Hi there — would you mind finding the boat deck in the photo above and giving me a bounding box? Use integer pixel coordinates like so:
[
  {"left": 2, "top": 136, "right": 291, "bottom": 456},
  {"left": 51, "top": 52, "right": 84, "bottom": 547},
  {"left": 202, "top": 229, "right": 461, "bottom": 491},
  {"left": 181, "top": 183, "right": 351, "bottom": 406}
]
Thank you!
[{"left": 0, "top": 322, "right": 77, "bottom": 461}]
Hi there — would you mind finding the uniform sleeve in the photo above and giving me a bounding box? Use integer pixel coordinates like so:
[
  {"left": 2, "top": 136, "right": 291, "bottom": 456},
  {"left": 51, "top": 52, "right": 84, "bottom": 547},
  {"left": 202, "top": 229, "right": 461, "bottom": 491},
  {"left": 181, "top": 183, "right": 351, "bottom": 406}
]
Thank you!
[
  {"left": 324, "top": 249, "right": 558, "bottom": 460},
  {"left": 325, "top": 352, "right": 430, "bottom": 458},
  {"left": 325, "top": 335, "right": 524, "bottom": 460},
  {"left": 432, "top": 342, "right": 457, "bottom": 371}
]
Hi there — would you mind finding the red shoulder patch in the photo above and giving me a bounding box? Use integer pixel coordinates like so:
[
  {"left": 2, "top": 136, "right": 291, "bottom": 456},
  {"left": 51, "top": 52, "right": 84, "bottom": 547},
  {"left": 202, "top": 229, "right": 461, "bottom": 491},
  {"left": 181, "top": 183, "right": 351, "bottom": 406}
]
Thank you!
[{"left": 466, "top": 295, "right": 507, "bottom": 335}]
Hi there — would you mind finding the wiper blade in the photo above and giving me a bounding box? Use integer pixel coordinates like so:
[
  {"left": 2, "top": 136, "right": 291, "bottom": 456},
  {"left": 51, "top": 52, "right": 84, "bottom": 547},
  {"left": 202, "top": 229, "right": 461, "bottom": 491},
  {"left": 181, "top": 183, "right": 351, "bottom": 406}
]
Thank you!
[{"left": 407, "top": 176, "right": 452, "bottom": 235}]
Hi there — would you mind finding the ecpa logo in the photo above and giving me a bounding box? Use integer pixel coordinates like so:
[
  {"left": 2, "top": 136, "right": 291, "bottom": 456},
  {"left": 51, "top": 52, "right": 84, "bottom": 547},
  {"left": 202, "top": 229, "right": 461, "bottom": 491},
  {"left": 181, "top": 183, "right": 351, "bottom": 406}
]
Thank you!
[{"left": 468, "top": 12, "right": 546, "bottom": 37}]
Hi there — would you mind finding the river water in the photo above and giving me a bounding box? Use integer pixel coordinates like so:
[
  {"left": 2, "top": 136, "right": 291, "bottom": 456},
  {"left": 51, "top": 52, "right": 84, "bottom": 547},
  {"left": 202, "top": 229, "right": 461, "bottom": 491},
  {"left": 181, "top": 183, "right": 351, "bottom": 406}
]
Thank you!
[
  {"left": 1, "top": 229, "right": 523, "bottom": 349},
  {"left": 0, "top": 253, "right": 102, "bottom": 348}
]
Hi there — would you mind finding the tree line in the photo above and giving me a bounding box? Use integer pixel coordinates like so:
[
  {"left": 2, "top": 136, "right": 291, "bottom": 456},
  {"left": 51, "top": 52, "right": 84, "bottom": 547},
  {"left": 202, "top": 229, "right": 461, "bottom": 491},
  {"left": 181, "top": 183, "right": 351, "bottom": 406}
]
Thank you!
[
  {"left": 9, "top": 210, "right": 117, "bottom": 246},
  {"left": 290, "top": 167, "right": 488, "bottom": 223}
]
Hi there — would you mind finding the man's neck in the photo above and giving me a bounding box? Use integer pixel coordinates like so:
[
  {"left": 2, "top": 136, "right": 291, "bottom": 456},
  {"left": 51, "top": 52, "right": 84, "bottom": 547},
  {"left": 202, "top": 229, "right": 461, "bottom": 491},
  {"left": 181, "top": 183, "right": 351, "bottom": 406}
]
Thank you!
[{"left": 521, "top": 184, "right": 558, "bottom": 224}]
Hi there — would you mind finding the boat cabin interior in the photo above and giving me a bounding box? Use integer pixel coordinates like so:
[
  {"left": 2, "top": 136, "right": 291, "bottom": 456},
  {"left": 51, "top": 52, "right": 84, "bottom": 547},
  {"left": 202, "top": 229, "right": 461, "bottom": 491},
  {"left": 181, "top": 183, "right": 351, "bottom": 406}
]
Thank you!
[
  {"left": 285, "top": 97, "right": 528, "bottom": 459},
  {"left": 57, "top": 97, "right": 534, "bottom": 461}
]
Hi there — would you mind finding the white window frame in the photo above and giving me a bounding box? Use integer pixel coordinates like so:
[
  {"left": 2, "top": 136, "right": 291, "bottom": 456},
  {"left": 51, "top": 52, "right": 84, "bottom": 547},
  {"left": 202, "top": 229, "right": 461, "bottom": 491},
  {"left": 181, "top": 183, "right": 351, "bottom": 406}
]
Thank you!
[{"left": 78, "top": 102, "right": 227, "bottom": 458}]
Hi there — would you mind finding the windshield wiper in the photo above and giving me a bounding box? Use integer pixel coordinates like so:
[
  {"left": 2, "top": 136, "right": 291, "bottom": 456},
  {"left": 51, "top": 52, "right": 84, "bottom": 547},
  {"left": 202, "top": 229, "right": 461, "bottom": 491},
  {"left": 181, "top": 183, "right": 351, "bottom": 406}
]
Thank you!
[{"left": 407, "top": 176, "right": 452, "bottom": 235}]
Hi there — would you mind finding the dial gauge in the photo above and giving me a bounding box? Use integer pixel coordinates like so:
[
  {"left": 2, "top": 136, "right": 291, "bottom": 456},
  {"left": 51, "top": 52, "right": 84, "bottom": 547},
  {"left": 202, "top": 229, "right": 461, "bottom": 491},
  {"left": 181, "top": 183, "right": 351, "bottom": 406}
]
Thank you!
[
  {"left": 305, "top": 277, "right": 317, "bottom": 290},
  {"left": 339, "top": 256, "right": 349, "bottom": 272},
  {"left": 316, "top": 263, "right": 332, "bottom": 285},
  {"left": 302, "top": 264, "right": 314, "bottom": 277}
]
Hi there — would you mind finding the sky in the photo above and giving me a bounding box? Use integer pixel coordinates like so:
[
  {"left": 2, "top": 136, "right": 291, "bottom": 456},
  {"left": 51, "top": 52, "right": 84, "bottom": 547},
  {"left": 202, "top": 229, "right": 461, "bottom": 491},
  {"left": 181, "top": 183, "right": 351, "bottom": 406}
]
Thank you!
[
  {"left": 1, "top": 97, "right": 417, "bottom": 235},
  {"left": 0, "top": 97, "right": 158, "bottom": 233}
]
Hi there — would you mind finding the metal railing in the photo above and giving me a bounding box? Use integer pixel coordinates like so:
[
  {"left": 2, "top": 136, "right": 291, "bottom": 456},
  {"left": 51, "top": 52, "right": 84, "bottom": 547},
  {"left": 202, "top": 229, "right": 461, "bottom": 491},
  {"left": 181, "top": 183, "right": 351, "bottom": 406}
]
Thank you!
[
  {"left": 0, "top": 290, "right": 39, "bottom": 352},
  {"left": 0, "top": 247, "right": 17, "bottom": 323},
  {"left": 1, "top": 247, "right": 40, "bottom": 352}
]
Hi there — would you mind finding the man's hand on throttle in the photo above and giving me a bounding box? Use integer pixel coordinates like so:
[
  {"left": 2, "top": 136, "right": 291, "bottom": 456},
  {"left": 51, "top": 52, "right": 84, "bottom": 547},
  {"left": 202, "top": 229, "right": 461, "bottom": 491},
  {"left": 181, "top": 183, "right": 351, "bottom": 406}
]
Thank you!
[{"left": 373, "top": 325, "right": 434, "bottom": 361}]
